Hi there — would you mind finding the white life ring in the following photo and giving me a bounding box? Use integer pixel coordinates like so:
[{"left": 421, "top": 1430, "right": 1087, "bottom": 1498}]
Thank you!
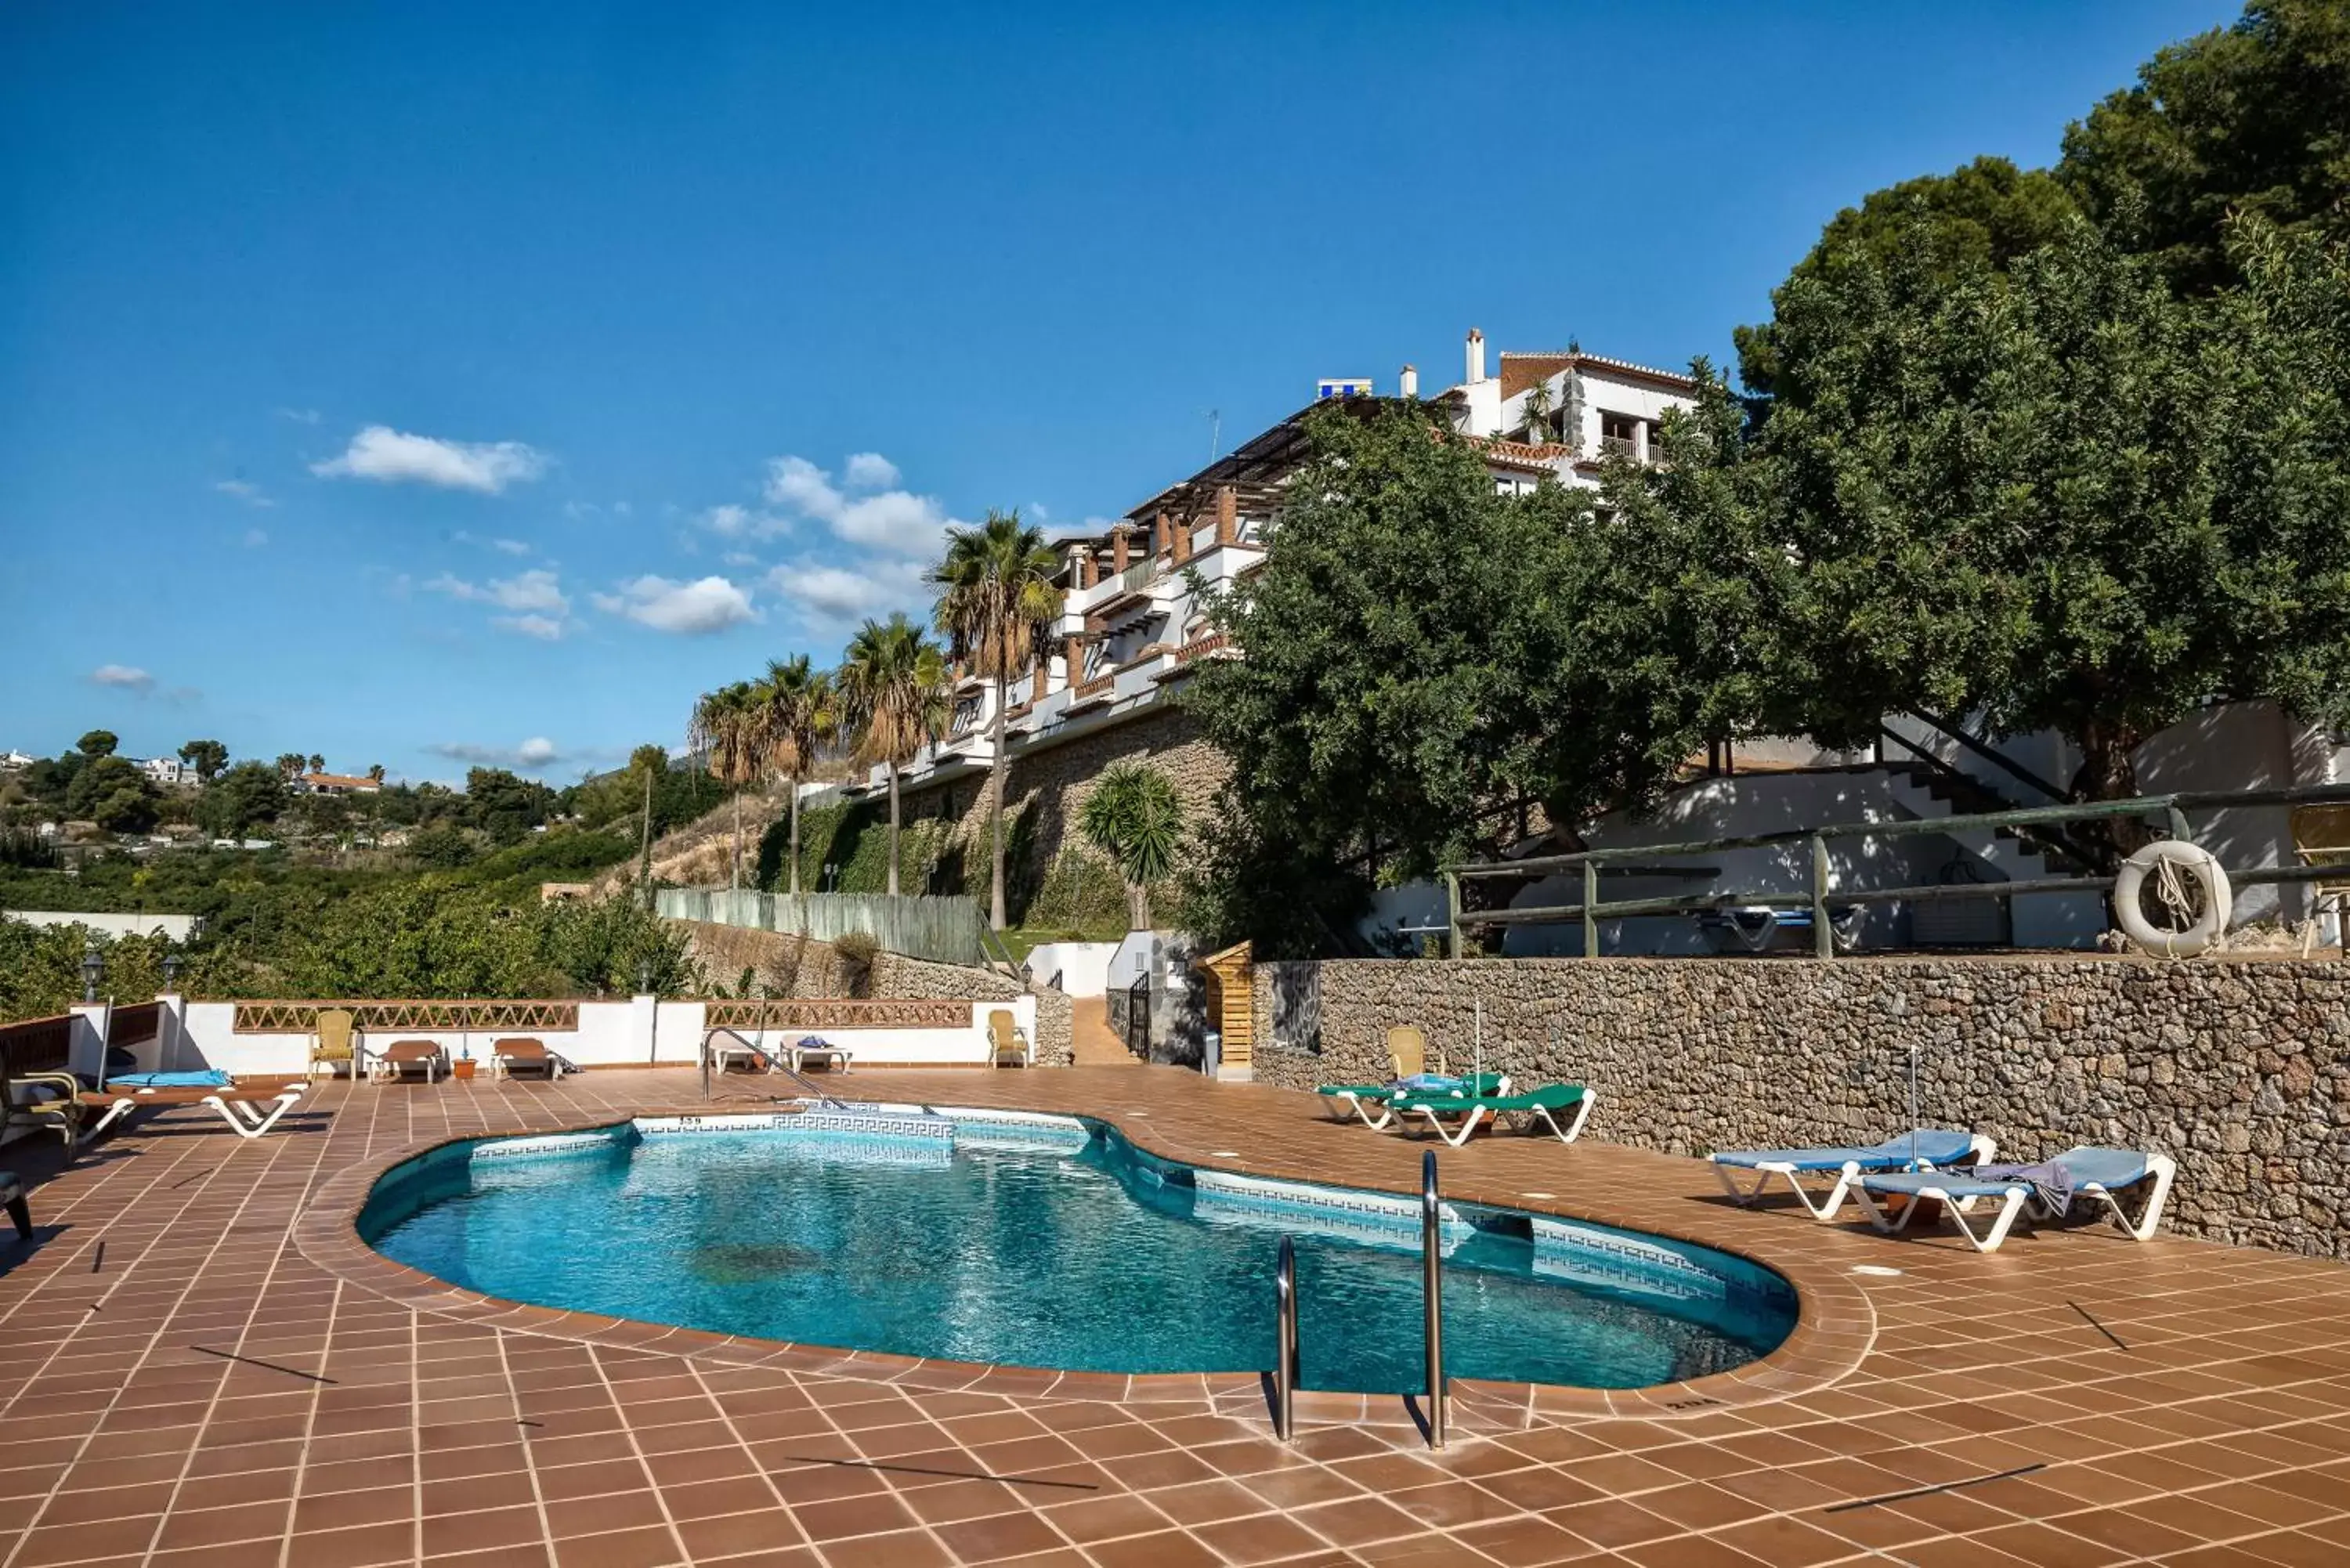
[{"left": 2112, "top": 841, "right": 2232, "bottom": 957}]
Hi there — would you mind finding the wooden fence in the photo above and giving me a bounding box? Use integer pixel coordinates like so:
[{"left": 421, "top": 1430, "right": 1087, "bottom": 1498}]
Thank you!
[
  {"left": 233, "top": 1000, "right": 582, "bottom": 1034},
  {"left": 0, "top": 1015, "right": 73, "bottom": 1078},
  {"left": 704, "top": 999, "right": 971, "bottom": 1031},
  {"left": 657, "top": 890, "right": 986, "bottom": 966}
]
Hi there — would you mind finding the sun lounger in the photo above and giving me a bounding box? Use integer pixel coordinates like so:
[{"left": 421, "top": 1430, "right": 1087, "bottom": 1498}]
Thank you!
[
  {"left": 1851, "top": 1146, "right": 2178, "bottom": 1253},
  {"left": 370, "top": 1040, "right": 449, "bottom": 1084},
  {"left": 1394, "top": 1082, "right": 1597, "bottom": 1147},
  {"left": 490, "top": 1039, "right": 568, "bottom": 1080},
  {"left": 1316, "top": 1072, "right": 1508, "bottom": 1131},
  {"left": 704, "top": 1029, "right": 774, "bottom": 1075},
  {"left": 1708, "top": 1129, "right": 1994, "bottom": 1220},
  {"left": 80, "top": 1080, "right": 306, "bottom": 1142}
]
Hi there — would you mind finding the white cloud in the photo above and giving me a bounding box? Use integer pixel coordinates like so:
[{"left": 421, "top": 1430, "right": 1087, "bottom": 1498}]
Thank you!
[
  {"left": 765, "top": 558, "right": 929, "bottom": 621},
  {"left": 757, "top": 452, "right": 954, "bottom": 556},
  {"left": 214, "top": 479, "right": 275, "bottom": 508},
  {"left": 242, "top": 527, "right": 270, "bottom": 548},
  {"left": 591, "top": 574, "right": 758, "bottom": 634},
  {"left": 313, "top": 426, "right": 549, "bottom": 493},
  {"left": 495, "top": 613, "right": 566, "bottom": 641},
  {"left": 454, "top": 529, "right": 533, "bottom": 556},
  {"left": 277, "top": 406, "right": 321, "bottom": 425},
  {"left": 721, "top": 550, "right": 761, "bottom": 568},
  {"left": 843, "top": 451, "right": 900, "bottom": 490},
  {"left": 91, "top": 664, "right": 155, "bottom": 693},
  {"left": 425, "top": 567, "right": 568, "bottom": 615},
  {"left": 700, "top": 503, "right": 773, "bottom": 538},
  {"left": 428, "top": 736, "right": 567, "bottom": 771}
]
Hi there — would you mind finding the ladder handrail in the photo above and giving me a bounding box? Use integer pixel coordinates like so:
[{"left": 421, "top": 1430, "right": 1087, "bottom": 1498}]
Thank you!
[
  {"left": 1422, "top": 1150, "right": 1447, "bottom": 1450},
  {"left": 1272, "top": 1235, "right": 1298, "bottom": 1441}
]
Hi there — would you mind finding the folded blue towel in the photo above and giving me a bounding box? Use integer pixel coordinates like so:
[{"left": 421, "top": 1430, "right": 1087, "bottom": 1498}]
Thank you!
[{"left": 107, "top": 1070, "right": 233, "bottom": 1089}]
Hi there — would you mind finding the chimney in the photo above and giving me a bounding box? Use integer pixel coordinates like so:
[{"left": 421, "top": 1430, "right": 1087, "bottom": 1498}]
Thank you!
[
  {"left": 1399, "top": 363, "right": 1418, "bottom": 399},
  {"left": 1465, "top": 329, "right": 1486, "bottom": 385},
  {"left": 1215, "top": 485, "right": 1237, "bottom": 546}
]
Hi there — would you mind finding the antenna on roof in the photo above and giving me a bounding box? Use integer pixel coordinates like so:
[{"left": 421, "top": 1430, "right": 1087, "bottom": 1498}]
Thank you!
[{"left": 1206, "top": 409, "right": 1222, "bottom": 464}]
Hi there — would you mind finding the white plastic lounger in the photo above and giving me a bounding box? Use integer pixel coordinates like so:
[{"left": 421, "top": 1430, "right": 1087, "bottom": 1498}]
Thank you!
[
  {"left": 1709, "top": 1129, "right": 1994, "bottom": 1220},
  {"left": 1851, "top": 1147, "right": 2177, "bottom": 1253},
  {"left": 80, "top": 1083, "right": 306, "bottom": 1143}
]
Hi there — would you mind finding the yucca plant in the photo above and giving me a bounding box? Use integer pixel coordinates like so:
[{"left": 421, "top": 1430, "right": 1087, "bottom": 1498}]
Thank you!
[
  {"left": 837, "top": 613, "right": 950, "bottom": 897},
  {"left": 1077, "top": 762, "right": 1184, "bottom": 930}
]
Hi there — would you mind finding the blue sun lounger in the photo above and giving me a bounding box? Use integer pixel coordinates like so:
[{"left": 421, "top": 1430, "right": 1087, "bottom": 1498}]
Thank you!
[
  {"left": 1709, "top": 1129, "right": 1994, "bottom": 1220},
  {"left": 1850, "top": 1146, "right": 2178, "bottom": 1254}
]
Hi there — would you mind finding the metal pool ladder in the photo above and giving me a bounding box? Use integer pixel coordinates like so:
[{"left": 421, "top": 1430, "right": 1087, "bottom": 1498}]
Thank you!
[
  {"left": 1423, "top": 1149, "right": 1448, "bottom": 1450},
  {"left": 1272, "top": 1236, "right": 1299, "bottom": 1440}
]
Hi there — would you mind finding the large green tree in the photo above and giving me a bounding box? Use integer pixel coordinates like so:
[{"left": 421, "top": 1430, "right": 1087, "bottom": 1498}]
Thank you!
[
  {"left": 197, "top": 761, "right": 288, "bottom": 840},
  {"left": 837, "top": 613, "right": 949, "bottom": 898},
  {"left": 2061, "top": 0, "right": 2350, "bottom": 294},
  {"left": 178, "top": 739, "right": 229, "bottom": 783},
  {"left": 1762, "top": 212, "right": 2350, "bottom": 818},
  {"left": 929, "top": 508, "right": 1060, "bottom": 930}
]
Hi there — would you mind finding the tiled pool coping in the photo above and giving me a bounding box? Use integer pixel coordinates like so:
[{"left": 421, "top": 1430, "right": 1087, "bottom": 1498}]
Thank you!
[{"left": 295, "top": 1100, "right": 1875, "bottom": 1428}]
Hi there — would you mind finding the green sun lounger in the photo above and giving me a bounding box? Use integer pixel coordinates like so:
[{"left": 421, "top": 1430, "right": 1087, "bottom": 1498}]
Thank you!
[
  {"left": 1316, "top": 1072, "right": 1509, "bottom": 1130},
  {"left": 1391, "top": 1082, "right": 1597, "bottom": 1147}
]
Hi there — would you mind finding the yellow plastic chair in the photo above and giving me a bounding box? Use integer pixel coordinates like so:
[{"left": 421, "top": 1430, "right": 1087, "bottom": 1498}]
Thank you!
[
  {"left": 1386, "top": 1024, "right": 1427, "bottom": 1080},
  {"left": 2292, "top": 804, "right": 2350, "bottom": 956},
  {"left": 309, "top": 1008, "right": 360, "bottom": 1082},
  {"left": 988, "top": 1010, "right": 1032, "bottom": 1068}
]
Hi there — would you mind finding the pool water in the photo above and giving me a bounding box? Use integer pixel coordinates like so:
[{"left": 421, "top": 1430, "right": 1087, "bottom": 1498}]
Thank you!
[{"left": 362, "top": 1114, "right": 1795, "bottom": 1393}]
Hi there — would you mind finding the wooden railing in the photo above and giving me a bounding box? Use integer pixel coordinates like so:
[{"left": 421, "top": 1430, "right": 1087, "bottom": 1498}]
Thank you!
[
  {"left": 233, "top": 1000, "right": 582, "bottom": 1034},
  {"left": 704, "top": 999, "right": 971, "bottom": 1031},
  {"left": 110, "top": 1001, "right": 161, "bottom": 1046},
  {"left": 0, "top": 1015, "right": 73, "bottom": 1078}
]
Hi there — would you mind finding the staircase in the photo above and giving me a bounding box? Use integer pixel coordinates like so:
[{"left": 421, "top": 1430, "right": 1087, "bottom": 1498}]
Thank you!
[
  {"left": 1880, "top": 762, "right": 2105, "bottom": 947},
  {"left": 1068, "top": 996, "right": 1141, "bottom": 1066}
]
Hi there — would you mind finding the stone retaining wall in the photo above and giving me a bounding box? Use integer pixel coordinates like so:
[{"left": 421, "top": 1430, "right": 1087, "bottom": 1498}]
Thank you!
[
  {"left": 1250, "top": 956, "right": 2350, "bottom": 1259},
  {"left": 676, "top": 919, "right": 1073, "bottom": 1067}
]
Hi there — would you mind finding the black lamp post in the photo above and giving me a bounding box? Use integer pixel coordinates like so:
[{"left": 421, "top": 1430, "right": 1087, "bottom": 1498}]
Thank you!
[
  {"left": 81, "top": 941, "right": 103, "bottom": 1004},
  {"left": 163, "top": 952, "right": 182, "bottom": 992}
]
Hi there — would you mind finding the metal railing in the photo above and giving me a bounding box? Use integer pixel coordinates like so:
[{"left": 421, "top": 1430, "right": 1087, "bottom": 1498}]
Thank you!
[
  {"left": 1271, "top": 1236, "right": 1299, "bottom": 1441},
  {"left": 1441, "top": 779, "right": 2350, "bottom": 959},
  {"left": 1421, "top": 1151, "right": 1447, "bottom": 1449}
]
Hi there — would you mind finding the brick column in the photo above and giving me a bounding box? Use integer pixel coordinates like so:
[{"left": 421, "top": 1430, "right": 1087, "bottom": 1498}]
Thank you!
[
  {"left": 1064, "top": 636, "right": 1083, "bottom": 681},
  {"left": 1155, "top": 511, "right": 1172, "bottom": 558},
  {"left": 1171, "top": 511, "right": 1191, "bottom": 565},
  {"left": 1112, "top": 528, "right": 1130, "bottom": 574},
  {"left": 1031, "top": 659, "right": 1047, "bottom": 701},
  {"left": 1082, "top": 552, "right": 1098, "bottom": 588},
  {"left": 1216, "top": 486, "right": 1236, "bottom": 546}
]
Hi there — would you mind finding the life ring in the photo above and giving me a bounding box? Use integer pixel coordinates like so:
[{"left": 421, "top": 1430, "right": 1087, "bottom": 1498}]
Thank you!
[{"left": 2112, "top": 841, "right": 2232, "bottom": 957}]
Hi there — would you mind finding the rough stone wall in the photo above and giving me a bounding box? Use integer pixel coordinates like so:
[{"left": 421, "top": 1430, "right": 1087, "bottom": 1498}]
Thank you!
[
  {"left": 897, "top": 704, "right": 1230, "bottom": 891},
  {"left": 1250, "top": 955, "right": 2350, "bottom": 1259},
  {"left": 675, "top": 919, "right": 1072, "bottom": 1067}
]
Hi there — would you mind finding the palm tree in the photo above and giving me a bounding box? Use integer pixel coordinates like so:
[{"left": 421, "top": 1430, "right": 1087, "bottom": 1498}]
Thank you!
[
  {"left": 1078, "top": 762, "right": 1184, "bottom": 930},
  {"left": 837, "top": 613, "right": 949, "bottom": 897},
  {"left": 752, "top": 654, "right": 834, "bottom": 897},
  {"left": 929, "top": 508, "right": 1061, "bottom": 930},
  {"left": 307, "top": 753, "right": 325, "bottom": 773},
  {"left": 1520, "top": 381, "right": 1555, "bottom": 443},
  {"left": 687, "top": 681, "right": 763, "bottom": 889}
]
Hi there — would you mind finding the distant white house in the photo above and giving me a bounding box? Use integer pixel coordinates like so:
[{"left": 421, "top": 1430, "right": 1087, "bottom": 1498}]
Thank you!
[
  {"left": 0, "top": 750, "right": 34, "bottom": 771},
  {"left": 135, "top": 756, "right": 186, "bottom": 787}
]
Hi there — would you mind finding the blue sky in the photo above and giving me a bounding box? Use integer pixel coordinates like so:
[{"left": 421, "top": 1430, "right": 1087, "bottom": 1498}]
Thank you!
[{"left": 0, "top": 1, "right": 2230, "bottom": 786}]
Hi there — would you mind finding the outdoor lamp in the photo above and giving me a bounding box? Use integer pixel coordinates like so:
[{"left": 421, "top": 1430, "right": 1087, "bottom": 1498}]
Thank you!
[
  {"left": 636, "top": 958, "right": 654, "bottom": 995},
  {"left": 163, "top": 952, "right": 182, "bottom": 991},
  {"left": 81, "top": 941, "right": 103, "bottom": 1003}
]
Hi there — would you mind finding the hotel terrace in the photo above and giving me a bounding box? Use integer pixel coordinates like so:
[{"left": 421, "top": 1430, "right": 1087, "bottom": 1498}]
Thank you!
[{"left": 2, "top": 952, "right": 2348, "bottom": 1568}]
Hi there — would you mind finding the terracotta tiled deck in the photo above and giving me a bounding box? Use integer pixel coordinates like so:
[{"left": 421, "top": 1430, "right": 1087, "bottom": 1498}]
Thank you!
[{"left": 3, "top": 1068, "right": 2349, "bottom": 1567}]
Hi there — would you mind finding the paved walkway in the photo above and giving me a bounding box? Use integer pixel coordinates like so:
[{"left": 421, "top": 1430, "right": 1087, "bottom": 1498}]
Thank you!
[
  {"left": 1, "top": 1066, "right": 2347, "bottom": 1567},
  {"left": 1065, "top": 1001, "right": 1136, "bottom": 1068}
]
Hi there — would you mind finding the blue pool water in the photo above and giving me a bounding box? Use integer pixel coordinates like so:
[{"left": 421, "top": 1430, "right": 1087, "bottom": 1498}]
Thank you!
[{"left": 361, "top": 1111, "right": 1796, "bottom": 1393}]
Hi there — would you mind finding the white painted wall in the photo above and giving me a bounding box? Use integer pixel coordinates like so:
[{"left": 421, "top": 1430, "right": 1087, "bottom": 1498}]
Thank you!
[
  {"left": 7, "top": 911, "right": 201, "bottom": 941},
  {"left": 1022, "top": 941, "right": 1121, "bottom": 997},
  {"left": 166, "top": 994, "right": 1036, "bottom": 1075}
]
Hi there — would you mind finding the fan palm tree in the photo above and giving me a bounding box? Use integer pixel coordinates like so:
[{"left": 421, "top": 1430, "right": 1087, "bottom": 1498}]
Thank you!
[
  {"left": 1077, "top": 762, "right": 1184, "bottom": 930},
  {"left": 687, "top": 681, "right": 763, "bottom": 889},
  {"left": 1519, "top": 381, "right": 1555, "bottom": 443},
  {"left": 837, "top": 613, "right": 949, "bottom": 896},
  {"left": 929, "top": 508, "right": 1062, "bottom": 930},
  {"left": 753, "top": 654, "right": 834, "bottom": 897}
]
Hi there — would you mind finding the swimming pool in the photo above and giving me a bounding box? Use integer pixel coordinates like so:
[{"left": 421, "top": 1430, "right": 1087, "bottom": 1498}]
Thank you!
[{"left": 360, "top": 1107, "right": 1797, "bottom": 1393}]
